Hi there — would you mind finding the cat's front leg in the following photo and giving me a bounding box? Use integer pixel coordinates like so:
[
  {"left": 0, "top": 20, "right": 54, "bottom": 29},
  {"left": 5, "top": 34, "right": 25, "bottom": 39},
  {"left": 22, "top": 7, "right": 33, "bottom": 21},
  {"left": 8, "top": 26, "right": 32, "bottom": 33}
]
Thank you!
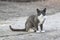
[{"left": 40, "top": 24, "right": 45, "bottom": 32}]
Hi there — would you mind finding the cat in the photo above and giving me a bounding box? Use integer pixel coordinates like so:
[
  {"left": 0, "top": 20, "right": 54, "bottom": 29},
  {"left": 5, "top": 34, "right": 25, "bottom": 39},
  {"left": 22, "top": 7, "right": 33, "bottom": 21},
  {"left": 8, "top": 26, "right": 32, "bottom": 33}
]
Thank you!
[{"left": 9, "top": 8, "right": 46, "bottom": 32}]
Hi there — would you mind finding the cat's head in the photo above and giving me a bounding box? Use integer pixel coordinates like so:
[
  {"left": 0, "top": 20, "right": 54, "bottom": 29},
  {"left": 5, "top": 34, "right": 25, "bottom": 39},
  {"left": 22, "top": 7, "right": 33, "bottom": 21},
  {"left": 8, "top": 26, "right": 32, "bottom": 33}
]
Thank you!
[{"left": 36, "top": 8, "right": 46, "bottom": 16}]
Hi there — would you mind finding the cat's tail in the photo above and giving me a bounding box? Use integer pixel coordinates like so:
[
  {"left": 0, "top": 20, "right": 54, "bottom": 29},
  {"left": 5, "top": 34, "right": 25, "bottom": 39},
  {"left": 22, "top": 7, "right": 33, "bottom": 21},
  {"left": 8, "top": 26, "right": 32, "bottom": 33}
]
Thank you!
[{"left": 9, "top": 25, "right": 26, "bottom": 31}]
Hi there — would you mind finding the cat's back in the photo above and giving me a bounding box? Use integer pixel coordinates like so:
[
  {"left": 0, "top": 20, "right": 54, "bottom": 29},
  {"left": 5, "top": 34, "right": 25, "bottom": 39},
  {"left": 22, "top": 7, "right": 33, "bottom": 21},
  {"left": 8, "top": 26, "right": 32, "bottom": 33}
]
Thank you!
[
  {"left": 25, "top": 15, "right": 38, "bottom": 24},
  {"left": 27, "top": 15, "right": 37, "bottom": 21}
]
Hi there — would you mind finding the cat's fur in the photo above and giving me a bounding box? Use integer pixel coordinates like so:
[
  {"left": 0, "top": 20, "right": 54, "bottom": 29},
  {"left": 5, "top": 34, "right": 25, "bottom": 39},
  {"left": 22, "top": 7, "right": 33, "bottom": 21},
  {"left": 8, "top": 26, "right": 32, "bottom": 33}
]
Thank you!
[{"left": 9, "top": 8, "right": 46, "bottom": 32}]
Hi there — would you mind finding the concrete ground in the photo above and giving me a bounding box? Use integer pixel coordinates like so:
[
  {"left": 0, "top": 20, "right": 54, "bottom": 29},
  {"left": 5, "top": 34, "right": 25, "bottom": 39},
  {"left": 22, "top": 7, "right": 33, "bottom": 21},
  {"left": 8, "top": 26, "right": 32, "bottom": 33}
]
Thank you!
[
  {"left": 0, "top": 1, "right": 60, "bottom": 40},
  {"left": 0, "top": 12, "right": 60, "bottom": 40}
]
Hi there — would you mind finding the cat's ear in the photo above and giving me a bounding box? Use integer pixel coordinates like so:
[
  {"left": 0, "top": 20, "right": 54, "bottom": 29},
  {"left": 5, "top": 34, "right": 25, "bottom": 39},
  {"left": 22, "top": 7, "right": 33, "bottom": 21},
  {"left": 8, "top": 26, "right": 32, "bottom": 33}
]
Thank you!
[
  {"left": 43, "top": 8, "right": 46, "bottom": 13},
  {"left": 36, "top": 8, "right": 40, "bottom": 13}
]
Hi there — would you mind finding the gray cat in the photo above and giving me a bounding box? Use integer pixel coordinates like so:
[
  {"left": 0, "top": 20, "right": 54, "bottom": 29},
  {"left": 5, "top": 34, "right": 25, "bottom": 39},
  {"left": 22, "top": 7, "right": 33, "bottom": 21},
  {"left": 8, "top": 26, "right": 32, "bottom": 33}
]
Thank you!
[{"left": 9, "top": 8, "right": 46, "bottom": 32}]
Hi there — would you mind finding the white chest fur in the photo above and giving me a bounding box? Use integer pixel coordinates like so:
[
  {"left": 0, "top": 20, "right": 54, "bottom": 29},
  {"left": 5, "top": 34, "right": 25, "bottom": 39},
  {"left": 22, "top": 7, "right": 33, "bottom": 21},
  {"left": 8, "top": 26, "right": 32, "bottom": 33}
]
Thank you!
[
  {"left": 37, "top": 14, "right": 46, "bottom": 32},
  {"left": 38, "top": 14, "right": 45, "bottom": 25}
]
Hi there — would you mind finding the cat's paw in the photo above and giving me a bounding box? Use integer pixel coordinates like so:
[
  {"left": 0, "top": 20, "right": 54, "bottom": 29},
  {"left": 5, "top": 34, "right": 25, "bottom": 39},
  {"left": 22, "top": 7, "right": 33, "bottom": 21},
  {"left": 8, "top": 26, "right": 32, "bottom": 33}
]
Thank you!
[
  {"left": 36, "top": 31, "right": 40, "bottom": 33},
  {"left": 41, "top": 30, "right": 45, "bottom": 32}
]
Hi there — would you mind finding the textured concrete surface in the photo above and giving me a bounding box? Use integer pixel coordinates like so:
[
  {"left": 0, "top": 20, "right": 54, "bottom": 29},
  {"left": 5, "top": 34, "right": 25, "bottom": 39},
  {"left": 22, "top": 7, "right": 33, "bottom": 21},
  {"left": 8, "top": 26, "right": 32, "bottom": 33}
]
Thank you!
[
  {"left": 0, "top": 0, "right": 60, "bottom": 21},
  {"left": 0, "top": 12, "right": 60, "bottom": 40},
  {"left": 0, "top": 1, "right": 60, "bottom": 40}
]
